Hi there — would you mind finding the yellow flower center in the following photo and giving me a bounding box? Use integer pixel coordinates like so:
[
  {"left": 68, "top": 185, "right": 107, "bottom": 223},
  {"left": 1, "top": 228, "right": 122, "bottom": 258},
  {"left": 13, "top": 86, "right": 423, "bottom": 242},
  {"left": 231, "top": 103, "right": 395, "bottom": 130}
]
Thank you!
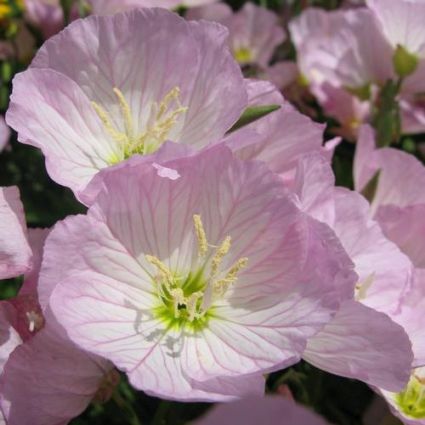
[
  {"left": 146, "top": 215, "right": 248, "bottom": 330},
  {"left": 234, "top": 47, "right": 253, "bottom": 65},
  {"left": 91, "top": 87, "right": 188, "bottom": 164},
  {"left": 395, "top": 372, "right": 425, "bottom": 419},
  {"left": 355, "top": 273, "right": 375, "bottom": 301}
]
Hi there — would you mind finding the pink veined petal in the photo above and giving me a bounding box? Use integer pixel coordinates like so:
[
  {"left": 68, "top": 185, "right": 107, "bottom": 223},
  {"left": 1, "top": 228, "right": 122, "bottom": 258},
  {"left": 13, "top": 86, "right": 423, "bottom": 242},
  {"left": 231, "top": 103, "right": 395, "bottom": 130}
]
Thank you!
[
  {"left": 0, "top": 186, "right": 32, "bottom": 279},
  {"left": 24, "top": 0, "right": 65, "bottom": 39},
  {"left": 195, "top": 396, "right": 330, "bottom": 425},
  {"left": 376, "top": 204, "right": 425, "bottom": 269},
  {"left": 303, "top": 300, "right": 413, "bottom": 391},
  {"left": 367, "top": 0, "right": 425, "bottom": 56},
  {"left": 262, "top": 61, "right": 298, "bottom": 90},
  {"left": 186, "top": 3, "right": 233, "bottom": 22},
  {"left": 33, "top": 8, "right": 246, "bottom": 144},
  {"left": 0, "top": 310, "right": 114, "bottom": 425},
  {"left": 290, "top": 7, "right": 393, "bottom": 89},
  {"left": 229, "top": 79, "right": 325, "bottom": 176},
  {"left": 8, "top": 9, "right": 246, "bottom": 196},
  {"left": 330, "top": 188, "right": 413, "bottom": 314},
  {"left": 0, "top": 302, "right": 22, "bottom": 376},
  {"left": 353, "top": 124, "right": 379, "bottom": 193},
  {"left": 391, "top": 269, "right": 425, "bottom": 367},
  {"left": 47, "top": 145, "right": 355, "bottom": 401},
  {"left": 226, "top": 3, "right": 286, "bottom": 68},
  {"left": 6, "top": 69, "right": 118, "bottom": 197},
  {"left": 19, "top": 228, "right": 50, "bottom": 296}
]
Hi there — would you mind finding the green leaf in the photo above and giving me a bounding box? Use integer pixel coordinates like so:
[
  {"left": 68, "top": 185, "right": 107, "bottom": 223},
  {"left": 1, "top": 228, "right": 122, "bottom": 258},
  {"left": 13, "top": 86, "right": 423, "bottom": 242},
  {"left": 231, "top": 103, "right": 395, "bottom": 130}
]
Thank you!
[
  {"left": 393, "top": 44, "right": 419, "bottom": 78},
  {"left": 228, "top": 104, "right": 280, "bottom": 132},
  {"left": 372, "top": 80, "right": 401, "bottom": 147}
]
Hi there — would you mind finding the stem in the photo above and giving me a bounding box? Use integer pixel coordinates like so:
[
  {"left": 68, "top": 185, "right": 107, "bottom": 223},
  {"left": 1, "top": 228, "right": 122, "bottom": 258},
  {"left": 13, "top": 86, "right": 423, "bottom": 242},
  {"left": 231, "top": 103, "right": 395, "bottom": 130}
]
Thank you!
[
  {"left": 112, "top": 391, "right": 141, "bottom": 425},
  {"left": 152, "top": 401, "right": 172, "bottom": 425}
]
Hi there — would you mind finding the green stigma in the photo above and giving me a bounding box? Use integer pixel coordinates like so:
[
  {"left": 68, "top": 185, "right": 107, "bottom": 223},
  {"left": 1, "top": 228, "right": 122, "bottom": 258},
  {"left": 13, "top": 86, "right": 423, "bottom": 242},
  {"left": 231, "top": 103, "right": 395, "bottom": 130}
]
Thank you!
[{"left": 395, "top": 374, "right": 425, "bottom": 419}]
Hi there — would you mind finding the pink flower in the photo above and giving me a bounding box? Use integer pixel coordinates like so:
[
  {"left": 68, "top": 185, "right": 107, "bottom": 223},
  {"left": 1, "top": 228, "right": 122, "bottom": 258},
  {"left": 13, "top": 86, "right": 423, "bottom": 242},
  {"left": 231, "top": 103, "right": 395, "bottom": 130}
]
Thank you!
[
  {"left": 227, "top": 80, "right": 326, "bottom": 179},
  {"left": 354, "top": 125, "right": 425, "bottom": 267},
  {"left": 195, "top": 396, "right": 329, "bottom": 425},
  {"left": 0, "top": 186, "right": 32, "bottom": 279},
  {"left": 7, "top": 8, "right": 246, "bottom": 199},
  {"left": 367, "top": 0, "right": 425, "bottom": 58},
  {"left": 89, "top": 0, "right": 218, "bottom": 15},
  {"left": 292, "top": 154, "right": 413, "bottom": 391},
  {"left": 46, "top": 145, "right": 356, "bottom": 401},
  {"left": 0, "top": 227, "right": 116, "bottom": 425},
  {"left": 189, "top": 2, "right": 286, "bottom": 69},
  {"left": 24, "top": 0, "right": 65, "bottom": 39},
  {"left": 0, "top": 116, "right": 10, "bottom": 152}
]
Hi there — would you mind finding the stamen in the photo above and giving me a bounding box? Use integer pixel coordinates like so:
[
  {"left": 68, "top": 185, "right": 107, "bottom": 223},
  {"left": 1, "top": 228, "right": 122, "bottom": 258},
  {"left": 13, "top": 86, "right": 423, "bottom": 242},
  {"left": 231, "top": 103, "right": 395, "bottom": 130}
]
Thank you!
[
  {"left": 193, "top": 214, "right": 208, "bottom": 258},
  {"left": 145, "top": 255, "right": 174, "bottom": 290},
  {"left": 91, "top": 101, "right": 128, "bottom": 144},
  {"left": 210, "top": 236, "right": 232, "bottom": 278},
  {"left": 213, "top": 258, "right": 248, "bottom": 297},
  {"left": 91, "top": 86, "right": 187, "bottom": 162},
  {"left": 355, "top": 273, "right": 375, "bottom": 300},
  {"left": 113, "top": 88, "right": 134, "bottom": 140}
]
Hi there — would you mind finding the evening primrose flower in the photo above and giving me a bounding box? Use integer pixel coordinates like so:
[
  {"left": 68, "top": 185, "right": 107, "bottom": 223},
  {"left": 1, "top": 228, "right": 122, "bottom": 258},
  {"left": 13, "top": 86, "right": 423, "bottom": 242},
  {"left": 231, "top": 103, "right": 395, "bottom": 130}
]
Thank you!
[
  {"left": 188, "top": 2, "right": 286, "bottom": 69},
  {"left": 44, "top": 146, "right": 356, "bottom": 401},
  {"left": 0, "top": 186, "right": 32, "bottom": 279},
  {"left": 0, "top": 229, "right": 116, "bottom": 425},
  {"left": 7, "top": 8, "right": 246, "bottom": 199},
  {"left": 292, "top": 153, "right": 414, "bottom": 391}
]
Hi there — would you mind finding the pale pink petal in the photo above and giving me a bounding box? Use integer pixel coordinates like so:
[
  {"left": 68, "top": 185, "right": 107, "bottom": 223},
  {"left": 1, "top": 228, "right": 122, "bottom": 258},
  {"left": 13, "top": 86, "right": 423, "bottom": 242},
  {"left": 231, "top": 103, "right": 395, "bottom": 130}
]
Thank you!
[
  {"left": 377, "top": 204, "right": 425, "bottom": 269},
  {"left": 6, "top": 69, "right": 118, "bottom": 196},
  {"left": 32, "top": 9, "right": 245, "bottom": 146},
  {"left": 353, "top": 124, "right": 379, "bottom": 193},
  {"left": 195, "top": 396, "right": 329, "bottom": 425},
  {"left": 0, "top": 187, "right": 32, "bottom": 279},
  {"left": 304, "top": 300, "right": 413, "bottom": 391},
  {"left": 229, "top": 79, "right": 325, "bottom": 176},
  {"left": 9, "top": 9, "right": 246, "bottom": 196},
  {"left": 355, "top": 125, "right": 425, "bottom": 214},
  {"left": 0, "top": 312, "right": 114, "bottom": 425},
  {"left": 290, "top": 8, "right": 393, "bottom": 89},
  {"left": 331, "top": 189, "right": 412, "bottom": 314},
  {"left": 0, "top": 303, "right": 22, "bottom": 376},
  {"left": 367, "top": 0, "right": 425, "bottom": 56},
  {"left": 392, "top": 269, "right": 425, "bottom": 367},
  {"left": 24, "top": 0, "right": 64, "bottom": 39},
  {"left": 226, "top": 3, "right": 286, "bottom": 68},
  {"left": 48, "top": 145, "right": 355, "bottom": 400},
  {"left": 262, "top": 61, "right": 298, "bottom": 90},
  {"left": 186, "top": 3, "right": 232, "bottom": 22}
]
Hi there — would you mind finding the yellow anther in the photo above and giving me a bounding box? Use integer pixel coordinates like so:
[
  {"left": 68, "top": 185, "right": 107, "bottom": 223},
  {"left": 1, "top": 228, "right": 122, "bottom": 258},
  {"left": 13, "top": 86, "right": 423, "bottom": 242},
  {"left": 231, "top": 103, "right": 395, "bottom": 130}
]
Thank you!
[
  {"left": 213, "top": 257, "right": 248, "bottom": 297},
  {"left": 92, "top": 86, "right": 187, "bottom": 161},
  {"left": 91, "top": 101, "right": 128, "bottom": 145},
  {"left": 355, "top": 273, "right": 375, "bottom": 301},
  {"left": 113, "top": 88, "right": 134, "bottom": 140},
  {"left": 210, "top": 236, "right": 232, "bottom": 278},
  {"left": 145, "top": 255, "right": 174, "bottom": 289},
  {"left": 193, "top": 215, "right": 208, "bottom": 258}
]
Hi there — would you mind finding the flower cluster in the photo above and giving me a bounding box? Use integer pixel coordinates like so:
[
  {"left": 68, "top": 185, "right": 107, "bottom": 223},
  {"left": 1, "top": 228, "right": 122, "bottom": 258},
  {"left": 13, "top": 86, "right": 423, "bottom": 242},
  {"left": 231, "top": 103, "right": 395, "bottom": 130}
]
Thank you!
[{"left": 0, "top": 1, "right": 424, "bottom": 425}]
